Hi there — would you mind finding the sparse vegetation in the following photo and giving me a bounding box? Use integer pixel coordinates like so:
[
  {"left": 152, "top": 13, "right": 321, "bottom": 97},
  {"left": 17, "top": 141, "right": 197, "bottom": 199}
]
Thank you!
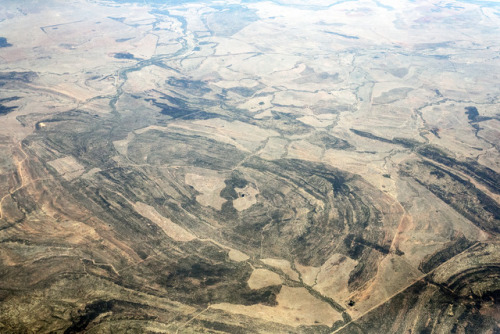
[{"left": 0, "top": 0, "right": 498, "bottom": 333}]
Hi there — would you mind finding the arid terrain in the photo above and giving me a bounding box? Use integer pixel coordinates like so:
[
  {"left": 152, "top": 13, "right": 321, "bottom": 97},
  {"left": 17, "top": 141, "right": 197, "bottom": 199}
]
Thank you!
[{"left": 0, "top": 0, "right": 499, "bottom": 333}]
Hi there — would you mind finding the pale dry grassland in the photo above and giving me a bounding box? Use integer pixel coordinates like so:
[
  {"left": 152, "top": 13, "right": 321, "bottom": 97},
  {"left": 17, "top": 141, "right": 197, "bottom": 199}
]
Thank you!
[
  {"left": 133, "top": 202, "right": 196, "bottom": 242},
  {"left": 212, "top": 286, "right": 343, "bottom": 327}
]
